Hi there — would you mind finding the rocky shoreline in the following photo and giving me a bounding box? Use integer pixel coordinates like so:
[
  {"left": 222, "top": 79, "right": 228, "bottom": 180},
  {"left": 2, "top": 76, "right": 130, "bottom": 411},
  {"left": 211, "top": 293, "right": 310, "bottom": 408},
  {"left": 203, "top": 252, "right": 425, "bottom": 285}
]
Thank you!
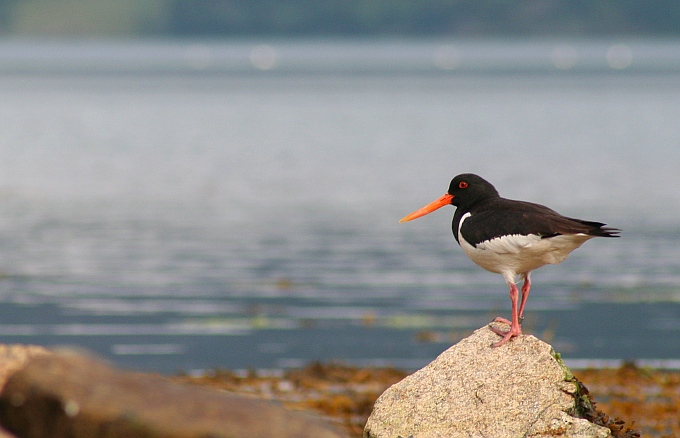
[
  {"left": 0, "top": 341, "right": 678, "bottom": 437},
  {"left": 177, "top": 360, "right": 679, "bottom": 437}
]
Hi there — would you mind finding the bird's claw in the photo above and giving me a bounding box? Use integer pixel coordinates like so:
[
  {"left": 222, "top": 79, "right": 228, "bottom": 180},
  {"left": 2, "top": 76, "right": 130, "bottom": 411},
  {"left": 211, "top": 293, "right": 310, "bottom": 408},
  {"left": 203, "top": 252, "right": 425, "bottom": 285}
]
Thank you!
[{"left": 489, "top": 318, "right": 522, "bottom": 347}]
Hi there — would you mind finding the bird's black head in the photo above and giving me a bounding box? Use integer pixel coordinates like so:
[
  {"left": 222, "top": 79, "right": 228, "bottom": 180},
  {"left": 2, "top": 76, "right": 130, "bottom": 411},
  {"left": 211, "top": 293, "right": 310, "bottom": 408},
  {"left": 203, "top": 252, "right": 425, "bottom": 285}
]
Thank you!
[
  {"left": 399, "top": 173, "right": 500, "bottom": 223},
  {"left": 447, "top": 174, "right": 500, "bottom": 208}
]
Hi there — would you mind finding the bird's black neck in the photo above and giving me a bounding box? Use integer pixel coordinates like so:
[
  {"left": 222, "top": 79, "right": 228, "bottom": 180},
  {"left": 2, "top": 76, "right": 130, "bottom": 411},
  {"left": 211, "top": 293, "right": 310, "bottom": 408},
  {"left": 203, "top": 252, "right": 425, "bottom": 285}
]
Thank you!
[
  {"left": 451, "top": 207, "right": 466, "bottom": 244},
  {"left": 451, "top": 196, "right": 501, "bottom": 245}
]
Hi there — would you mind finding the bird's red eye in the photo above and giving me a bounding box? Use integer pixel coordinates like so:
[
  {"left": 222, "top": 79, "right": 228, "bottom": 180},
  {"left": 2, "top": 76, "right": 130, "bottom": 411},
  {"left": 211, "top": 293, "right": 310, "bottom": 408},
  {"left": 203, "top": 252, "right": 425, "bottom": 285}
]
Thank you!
[{"left": 459, "top": 181, "right": 468, "bottom": 189}]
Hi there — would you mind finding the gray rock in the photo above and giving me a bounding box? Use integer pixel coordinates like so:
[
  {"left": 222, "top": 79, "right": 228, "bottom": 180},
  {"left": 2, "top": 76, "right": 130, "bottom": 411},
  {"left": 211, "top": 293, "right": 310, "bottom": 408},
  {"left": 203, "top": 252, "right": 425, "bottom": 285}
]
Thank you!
[
  {"left": 0, "top": 349, "right": 346, "bottom": 438},
  {"left": 364, "top": 323, "right": 612, "bottom": 438}
]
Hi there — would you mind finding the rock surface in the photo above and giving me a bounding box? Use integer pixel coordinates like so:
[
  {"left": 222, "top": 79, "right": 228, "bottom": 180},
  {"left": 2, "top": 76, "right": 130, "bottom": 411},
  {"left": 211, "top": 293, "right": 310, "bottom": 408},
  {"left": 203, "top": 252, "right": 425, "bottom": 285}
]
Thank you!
[
  {"left": 0, "top": 345, "right": 49, "bottom": 438},
  {"left": 0, "top": 349, "right": 346, "bottom": 438},
  {"left": 364, "top": 323, "right": 612, "bottom": 438}
]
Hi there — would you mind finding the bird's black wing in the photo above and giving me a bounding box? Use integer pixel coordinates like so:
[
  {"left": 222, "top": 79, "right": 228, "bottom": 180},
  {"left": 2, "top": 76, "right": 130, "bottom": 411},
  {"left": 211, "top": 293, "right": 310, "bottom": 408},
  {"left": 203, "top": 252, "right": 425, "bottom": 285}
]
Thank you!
[{"left": 457, "top": 198, "right": 619, "bottom": 247}]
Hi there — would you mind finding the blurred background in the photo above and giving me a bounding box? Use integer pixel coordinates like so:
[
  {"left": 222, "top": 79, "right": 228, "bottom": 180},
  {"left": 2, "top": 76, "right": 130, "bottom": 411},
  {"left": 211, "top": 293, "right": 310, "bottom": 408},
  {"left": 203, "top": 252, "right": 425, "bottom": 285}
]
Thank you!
[{"left": 0, "top": 1, "right": 679, "bottom": 374}]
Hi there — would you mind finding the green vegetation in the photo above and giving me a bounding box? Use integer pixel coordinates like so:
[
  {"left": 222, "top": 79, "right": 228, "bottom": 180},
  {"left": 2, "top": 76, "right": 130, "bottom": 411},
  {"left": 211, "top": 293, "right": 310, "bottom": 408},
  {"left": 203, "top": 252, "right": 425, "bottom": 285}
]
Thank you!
[
  {"left": 2, "top": 0, "right": 680, "bottom": 37},
  {"left": 6, "top": 0, "right": 166, "bottom": 36}
]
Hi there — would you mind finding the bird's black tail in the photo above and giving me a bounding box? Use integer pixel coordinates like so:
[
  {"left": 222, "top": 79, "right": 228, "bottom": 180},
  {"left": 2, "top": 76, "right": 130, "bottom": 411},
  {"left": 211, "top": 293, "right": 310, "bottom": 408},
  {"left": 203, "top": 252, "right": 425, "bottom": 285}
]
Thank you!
[{"left": 578, "top": 220, "right": 621, "bottom": 238}]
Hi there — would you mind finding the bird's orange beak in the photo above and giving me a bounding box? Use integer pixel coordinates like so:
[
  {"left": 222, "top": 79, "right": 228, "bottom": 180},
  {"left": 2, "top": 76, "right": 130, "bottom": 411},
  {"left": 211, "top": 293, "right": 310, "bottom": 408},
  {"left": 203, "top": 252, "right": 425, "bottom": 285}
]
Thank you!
[{"left": 399, "top": 193, "right": 454, "bottom": 223}]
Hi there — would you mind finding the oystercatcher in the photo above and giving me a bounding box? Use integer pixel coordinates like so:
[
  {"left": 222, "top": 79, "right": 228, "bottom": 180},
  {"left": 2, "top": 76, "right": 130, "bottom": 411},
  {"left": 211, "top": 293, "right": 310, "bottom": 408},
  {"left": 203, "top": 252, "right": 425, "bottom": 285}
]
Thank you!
[{"left": 400, "top": 173, "right": 620, "bottom": 347}]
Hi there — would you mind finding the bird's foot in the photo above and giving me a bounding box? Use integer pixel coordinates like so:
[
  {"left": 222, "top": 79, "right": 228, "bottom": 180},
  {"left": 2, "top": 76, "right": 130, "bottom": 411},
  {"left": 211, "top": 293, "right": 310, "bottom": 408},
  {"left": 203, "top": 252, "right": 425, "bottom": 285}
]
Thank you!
[
  {"left": 489, "top": 318, "right": 522, "bottom": 347},
  {"left": 492, "top": 316, "right": 513, "bottom": 325},
  {"left": 493, "top": 315, "right": 524, "bottom": 325}
]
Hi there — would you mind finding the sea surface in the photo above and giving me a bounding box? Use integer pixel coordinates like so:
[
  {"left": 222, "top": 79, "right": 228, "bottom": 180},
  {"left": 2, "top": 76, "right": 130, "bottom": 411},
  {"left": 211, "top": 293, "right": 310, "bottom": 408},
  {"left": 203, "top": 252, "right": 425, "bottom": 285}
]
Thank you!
[{"left": 0, "top": 39, "right": 679, "bottom": 374}]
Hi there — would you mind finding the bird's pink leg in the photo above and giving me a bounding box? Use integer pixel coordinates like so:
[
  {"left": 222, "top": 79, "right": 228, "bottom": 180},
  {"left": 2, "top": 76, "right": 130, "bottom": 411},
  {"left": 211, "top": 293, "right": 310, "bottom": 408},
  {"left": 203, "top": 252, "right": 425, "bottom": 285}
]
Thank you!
[
  {"left": 490, "top": 282, "right": 522, "bottom": 347},
  {"left": 518, "top": 272, "right": 531, "bottom": 322}
]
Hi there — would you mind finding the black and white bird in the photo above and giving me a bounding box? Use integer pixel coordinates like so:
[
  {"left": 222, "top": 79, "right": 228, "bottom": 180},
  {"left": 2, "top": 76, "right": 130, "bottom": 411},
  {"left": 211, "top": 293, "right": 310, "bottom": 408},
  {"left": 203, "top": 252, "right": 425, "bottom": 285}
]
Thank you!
[{"left": 400, "top": 173, "right": 620, "bottom": 347}]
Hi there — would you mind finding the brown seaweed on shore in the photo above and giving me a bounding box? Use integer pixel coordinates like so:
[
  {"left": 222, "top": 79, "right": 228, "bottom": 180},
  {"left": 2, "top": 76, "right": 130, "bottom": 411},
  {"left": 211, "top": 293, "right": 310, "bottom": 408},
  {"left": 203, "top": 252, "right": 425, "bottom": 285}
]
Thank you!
[
  {"left": 573, "top": 376, "right": 640, "bottom": 438},
  {"left": 175, "top": 362, "right": 408, "bottom": 435},
  {"left": 576, "top": 362, "right": 680, "bottom": 438}
]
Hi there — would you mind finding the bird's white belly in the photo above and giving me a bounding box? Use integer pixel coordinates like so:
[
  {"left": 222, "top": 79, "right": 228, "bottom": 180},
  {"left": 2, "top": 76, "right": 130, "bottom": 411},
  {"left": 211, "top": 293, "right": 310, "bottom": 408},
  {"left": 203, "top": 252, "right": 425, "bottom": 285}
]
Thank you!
[{"left": 457, "top": 213, "right": 594, "bottom": 276}]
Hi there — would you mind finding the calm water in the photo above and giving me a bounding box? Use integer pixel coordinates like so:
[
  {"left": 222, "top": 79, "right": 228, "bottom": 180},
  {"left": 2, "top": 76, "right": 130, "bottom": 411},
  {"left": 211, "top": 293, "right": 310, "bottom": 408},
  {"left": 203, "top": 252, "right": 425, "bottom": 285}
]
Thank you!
[{"left": 0, "top": 39, "right": 679, "bottom": 373}]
